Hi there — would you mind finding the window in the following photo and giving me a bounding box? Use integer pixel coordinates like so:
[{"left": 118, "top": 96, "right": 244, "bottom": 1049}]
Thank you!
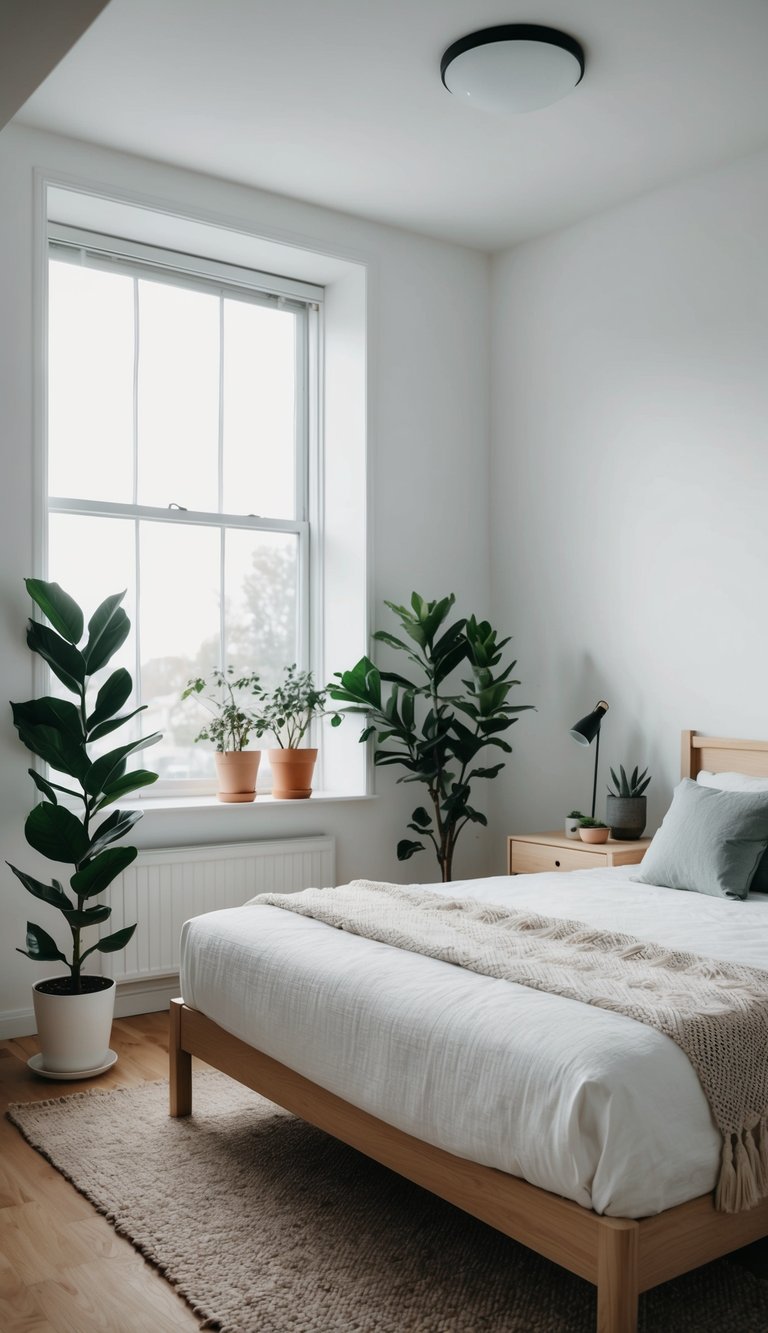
[{"left": 46, "top": 225, "right": 322, "bottom": 790}]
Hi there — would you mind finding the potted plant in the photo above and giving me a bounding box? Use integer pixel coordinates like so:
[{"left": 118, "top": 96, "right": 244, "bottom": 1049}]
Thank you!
[
  {"left": 606, "top": 764, "right": 651, "bottom": 840},
  {"left": 181, "top": 667, "right": 264, "bottom": 802},
  {"left": 254, "top": 665, "right": 340, "bottom": 799},
  {"left": 330, "top": 593, "right": 532, "bottom": 882},
  {"left": 578, "top": 817, "right": 610, "bottom": 844},
  {"left": 8, "top": 579, "right": 161, "bottom": 1077},
  {"left": 565, "top": 809, "right": 583, "bottom": 839}
]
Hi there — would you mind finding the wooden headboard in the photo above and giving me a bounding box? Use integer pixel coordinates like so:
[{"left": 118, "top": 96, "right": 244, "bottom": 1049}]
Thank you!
[{"left": 682, "top": 730, "right": 768, "bottom": 780}]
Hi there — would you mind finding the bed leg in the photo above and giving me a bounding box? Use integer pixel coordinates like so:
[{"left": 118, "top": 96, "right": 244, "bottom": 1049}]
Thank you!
[
  {"left": 169, "top": 998, "right": 192, "bottom": 1117},
  {"left": 596, "top": 1220, "right": 639, "bottom": 1333}
]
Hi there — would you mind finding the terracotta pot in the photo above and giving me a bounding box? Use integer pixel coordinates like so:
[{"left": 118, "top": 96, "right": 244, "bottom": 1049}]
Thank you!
[
  {"left": 214, "top": 750, "right": 260, "bottom": 803},
  {"left": 578, "top": 825, "right": 610, "bottom": 844},
  {"left": 33, "top": 976, "right": 116, "bottom": 1074},
  {"left": 269, "top": 747, "right": 317, "bottom": 799}
]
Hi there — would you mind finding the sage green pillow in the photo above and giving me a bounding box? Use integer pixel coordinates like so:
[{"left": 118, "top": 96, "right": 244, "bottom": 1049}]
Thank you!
[{"left": 632, "top": 778, "right": 768, "bottom": 900}]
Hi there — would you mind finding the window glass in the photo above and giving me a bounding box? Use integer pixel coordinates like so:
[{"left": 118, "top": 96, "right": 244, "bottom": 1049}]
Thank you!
[
  {"left": 46, "top": 231, "right": 313, "bottom": 790},
  {"left": 224, "top": 529, "right": 298, "bottom": 688},
  {"left": 137, "top": 280, "right": 220, "bottom": 511},
  {"left": 48, "top": 261, "right": 134, "bottom": 502}
]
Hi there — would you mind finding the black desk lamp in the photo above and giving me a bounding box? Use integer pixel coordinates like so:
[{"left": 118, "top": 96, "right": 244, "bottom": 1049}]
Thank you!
[{"left": 569, "top": 700, "right": 609, "bottom": 819}]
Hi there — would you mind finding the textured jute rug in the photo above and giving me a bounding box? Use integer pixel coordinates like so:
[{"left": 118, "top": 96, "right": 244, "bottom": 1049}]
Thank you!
[{"left": 8, "top": 1072, "right": 768, "bottom": 1333}]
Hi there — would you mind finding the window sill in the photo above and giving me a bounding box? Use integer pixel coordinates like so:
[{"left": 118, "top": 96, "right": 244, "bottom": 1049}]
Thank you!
[{"left": 122, "top": 791, "right": 375, "bottom": 814}]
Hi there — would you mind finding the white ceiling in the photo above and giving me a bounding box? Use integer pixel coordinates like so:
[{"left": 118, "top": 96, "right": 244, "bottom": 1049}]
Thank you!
[{"left": 13, "top": 0, "right": 768, "bottom": 251}]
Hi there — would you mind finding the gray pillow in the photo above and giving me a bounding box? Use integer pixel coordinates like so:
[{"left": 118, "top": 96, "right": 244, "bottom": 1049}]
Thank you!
[{"left": 632, "top": 778, "right": 768, "bottom": 900}]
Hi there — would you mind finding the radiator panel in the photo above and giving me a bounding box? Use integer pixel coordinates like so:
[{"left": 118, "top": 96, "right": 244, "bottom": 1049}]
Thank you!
[{"left": 100, "top": 836, "right": 335, "bottom": 983}]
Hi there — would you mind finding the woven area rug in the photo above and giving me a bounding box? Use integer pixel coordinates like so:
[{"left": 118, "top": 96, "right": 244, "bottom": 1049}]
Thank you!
[{"left": 8, "top": 1072, "right": 768, "bottom": 1333}]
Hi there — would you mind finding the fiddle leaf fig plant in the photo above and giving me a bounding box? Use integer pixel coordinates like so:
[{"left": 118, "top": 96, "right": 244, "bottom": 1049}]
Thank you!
[
  {"left": 7, "top": 579, "right": 161, "bottom": 994},
  {"left": 330, "top": 593, "right": 532, "bottom": 882}
]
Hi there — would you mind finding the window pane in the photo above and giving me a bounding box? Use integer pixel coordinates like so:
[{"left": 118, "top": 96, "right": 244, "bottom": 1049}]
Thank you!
[
  {"left": 222, "top": 299, "right": 296, "bottom": 518},
  {"left": 138, "top": 520, "right": 221, "bottom": 781},
  {"left": 47, "top": 515, "right": 137, "bottom": 756},
  {"left": 224, "top": 529, "right": 298, "bottom": 688},
  {"left": 137, "top": 280, "right": 219, "bottom": 511},
  {"left": 48, "top": 261, "right": 134, "bottom": 502}
]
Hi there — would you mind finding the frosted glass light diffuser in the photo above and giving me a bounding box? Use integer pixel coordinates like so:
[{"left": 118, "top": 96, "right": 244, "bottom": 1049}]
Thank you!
[{"left": 441, "top": 25, "right": 585, "bottom": 115}]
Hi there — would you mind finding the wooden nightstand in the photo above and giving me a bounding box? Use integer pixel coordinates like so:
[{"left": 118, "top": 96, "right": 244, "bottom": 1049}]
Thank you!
[{"left": 507, "top": 831, "right": 652, "bottom": 876}]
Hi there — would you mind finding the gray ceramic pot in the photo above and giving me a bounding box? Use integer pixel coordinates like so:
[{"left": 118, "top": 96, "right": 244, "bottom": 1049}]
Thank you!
[{"left": 606, "top": 795, "right": 646, "bottom": 841}]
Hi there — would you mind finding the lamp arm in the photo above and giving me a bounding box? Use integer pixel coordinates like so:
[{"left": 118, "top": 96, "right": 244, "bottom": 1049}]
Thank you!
[{"left": 591, "top": 726, "right": 600, "bottom": 820}]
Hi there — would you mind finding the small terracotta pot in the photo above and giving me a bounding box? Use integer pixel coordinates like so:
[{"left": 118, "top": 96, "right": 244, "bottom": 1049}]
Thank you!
[
  {"left": 578, "top": 826, "right": 610, "bottom": 844},
  {"left": 214, "top": 750, "right": 260, "bottom": 803},
  {"left": 269, "top": 748, "right": 317, "bottom": 799}
]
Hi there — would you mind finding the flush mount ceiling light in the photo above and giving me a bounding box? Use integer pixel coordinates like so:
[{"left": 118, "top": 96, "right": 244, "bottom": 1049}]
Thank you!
[{"left": 440, "top": 24, "right": 585, "bottom": 114}]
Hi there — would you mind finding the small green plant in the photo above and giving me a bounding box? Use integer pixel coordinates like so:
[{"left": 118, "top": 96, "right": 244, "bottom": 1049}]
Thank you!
[
  {"left": 181, "top": 668, "right": 263, "bottom": 751},
  {"left": 567, "top": 809, "right": 583, "bottom": 819},
  {"left": 8, "top": 579, "right": 161, "bottom": 993},
  {"left": 608, "top": 765, "right": 651, "bottom": 799},
  {"left": 255, "top": 665, "right": 340, "bottom": 749},
  {"left": 579, "top": 816, "right": 608, "bottom": 828}
]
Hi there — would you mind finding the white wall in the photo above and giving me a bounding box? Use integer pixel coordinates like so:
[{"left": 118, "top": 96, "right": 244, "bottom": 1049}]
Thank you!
[
  {"left": 489, "top": 147, "right": 768, "bottom": 861},
  {"left": 0, "top": 124, "right": 491, "bottom": 1030}
]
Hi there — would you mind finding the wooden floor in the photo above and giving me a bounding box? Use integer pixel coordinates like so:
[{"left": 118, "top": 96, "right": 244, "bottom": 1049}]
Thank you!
[{"left": 0, "top": 1012, "right": 202, "bottom": 1332}]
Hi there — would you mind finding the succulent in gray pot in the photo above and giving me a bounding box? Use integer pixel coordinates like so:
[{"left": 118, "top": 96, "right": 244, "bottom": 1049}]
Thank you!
[
  {"left": 7, "top": 579, "right": 161, "bottom": 1077},
  {"left": 606, "top": 764, "right": 651, "bottom": 841}
]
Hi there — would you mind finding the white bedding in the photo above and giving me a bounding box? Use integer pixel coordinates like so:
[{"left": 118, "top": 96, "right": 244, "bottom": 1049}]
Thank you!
[{"left": 179, "top": 867, "right": 768, "bottom": 1218}]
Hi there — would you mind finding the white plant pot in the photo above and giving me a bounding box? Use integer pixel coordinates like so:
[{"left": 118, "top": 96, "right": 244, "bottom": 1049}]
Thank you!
[
  {"left": 33, "top": 977, "right": 116, "bottom": 1074},
  {"left": 564, "top": 815, "right": 581, "bottom": 839}
]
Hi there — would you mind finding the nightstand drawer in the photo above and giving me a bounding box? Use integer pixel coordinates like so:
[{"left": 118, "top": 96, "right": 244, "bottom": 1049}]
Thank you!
[{"left": 509, "top": 841, "right": 605, "bottom": 875}]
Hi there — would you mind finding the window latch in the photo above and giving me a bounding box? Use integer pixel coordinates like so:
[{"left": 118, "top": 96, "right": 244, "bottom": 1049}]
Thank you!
[{"left": 168, "top": 502, "right": 188, "bottom": 511}]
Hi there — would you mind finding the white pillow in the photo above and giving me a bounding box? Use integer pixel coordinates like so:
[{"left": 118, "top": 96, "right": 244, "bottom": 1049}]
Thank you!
[
  {"left": 697, "top": 769, "right": 768, "bottom": 793},
  {"left": 697, "top": 770, "right": 768, "bottom": 891}
]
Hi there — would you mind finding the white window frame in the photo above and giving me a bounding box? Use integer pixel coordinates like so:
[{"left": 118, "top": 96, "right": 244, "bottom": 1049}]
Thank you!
[{"left": 45, "top": 223, "right": 324, "bottom": 797}]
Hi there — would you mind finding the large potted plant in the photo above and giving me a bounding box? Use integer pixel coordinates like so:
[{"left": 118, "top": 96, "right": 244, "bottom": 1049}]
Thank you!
[
  {"left": 606, "top": 764, "right": 651, "bottom": 840},
  {"left": 330, "top": 593, "right": 532, "bottom": 882},
  {"left": 254, "top": 665, "right": 340, "bottom": 799},
  {"left": 8, "top": 579, "right": 160, "bottom": 1077},
  {"left": 181, "top": 667, "right": 264, "bottom": 802}
]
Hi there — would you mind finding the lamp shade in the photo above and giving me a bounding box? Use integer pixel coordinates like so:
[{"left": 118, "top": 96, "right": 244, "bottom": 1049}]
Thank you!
[
  {"left": 441, "top": 25, "right": 585, "bottom": 115},
  {"left": 569, "top": 700, "right": 609, "bottom": 747}
]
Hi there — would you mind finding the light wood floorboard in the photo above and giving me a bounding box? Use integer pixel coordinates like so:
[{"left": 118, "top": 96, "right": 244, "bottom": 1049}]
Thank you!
[{"left": 0, "top": 1013, "right": 202, "bottom": 1332}]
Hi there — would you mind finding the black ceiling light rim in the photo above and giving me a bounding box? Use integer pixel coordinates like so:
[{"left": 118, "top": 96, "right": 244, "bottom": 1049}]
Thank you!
[{"left": 440, "top": 24, "right": 586, "bottom": 91}]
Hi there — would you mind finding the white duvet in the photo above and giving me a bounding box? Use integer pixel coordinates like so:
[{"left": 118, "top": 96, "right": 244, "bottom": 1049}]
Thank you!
[{"left": 179, "top": 867, "right": 768, "bottom": 1218}]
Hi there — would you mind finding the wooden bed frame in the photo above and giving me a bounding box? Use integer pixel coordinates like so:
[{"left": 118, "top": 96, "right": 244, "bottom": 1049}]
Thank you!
[{"left": 170, "top": 730, "right": 768, "bottom": 1333}]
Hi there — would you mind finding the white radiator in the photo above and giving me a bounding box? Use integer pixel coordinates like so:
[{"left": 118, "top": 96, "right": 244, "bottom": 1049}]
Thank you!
[{"left": 100, "top": 836, "right": 336, "bottom": 984}]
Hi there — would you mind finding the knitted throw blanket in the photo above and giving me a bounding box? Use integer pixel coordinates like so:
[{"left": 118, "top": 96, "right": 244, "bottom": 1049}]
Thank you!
[{"left": 253, "top": 879, "right": 768, "bottom": 1214}]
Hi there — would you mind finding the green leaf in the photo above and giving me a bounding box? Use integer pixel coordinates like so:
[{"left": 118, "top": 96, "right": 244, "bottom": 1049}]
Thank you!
[
  {"left": 13, "top": 719, "right": 88, "bottom": 782},
  {"left": 93, "top": 769, "right": 159, "bottom": 810},
  {"left": 26, "top": 621, "right": 85, "bottom": 693},
  {"left": 25, "top": 579, "right": 83, "bottom": 645},
  {"left": 27, "top": 768, "right": 59, "bottom": 804},
  {"left": 86, "top": 808, "right": 142, "bottom": 859},
  {"left": 6, "top": 863, "right": 73, "bottom": 910},
  {"left": 396, "top": 839, "right": 425, "bottom": 861},
  {"left": 18, "top": 922, "right": 67, "bottom": 964},
  {"left": 371, "top": 631, "right": 410, "bottom": 653},
  {"left": 410, "top": 806, "right": 432, "bottom": 828},
  {"left": 82, "top": 592, "right": 129, "bottom": 673},
  {"left": 62, "top": 905, "right": 112, "bottom": 928},
  {"left": 86, "top": 668, "right": 133, "bottom": 729},
  {"left": 70, "top": 846, "right": 137, "bottom": 899},
  {"left": 88, "top": 707, "right": 147, "bottom": 743},
  {"left": 90, "top": 923, "right": 137, "bottom": 955},
  {"left": 84, "top": 734, "right": 161, "bottom": 796},
  {"left": 24, "top": 803, "right": 89, "bottom": 865}
]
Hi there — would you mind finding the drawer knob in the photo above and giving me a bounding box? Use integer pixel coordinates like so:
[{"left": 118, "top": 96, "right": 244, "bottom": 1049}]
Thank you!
[{"left": 555, "top": 859, "right": 561, "bottom": 867}]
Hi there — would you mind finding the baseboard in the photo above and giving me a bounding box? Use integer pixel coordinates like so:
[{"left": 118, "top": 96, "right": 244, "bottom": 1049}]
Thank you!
[{"left": 0, "top": 974, "right": 180, "bottom": 1039}]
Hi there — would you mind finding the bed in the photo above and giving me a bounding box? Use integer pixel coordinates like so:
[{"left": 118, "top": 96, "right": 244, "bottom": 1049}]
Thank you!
[{"left": 169, "top": 731, "right": 768, "bottom": 1333}]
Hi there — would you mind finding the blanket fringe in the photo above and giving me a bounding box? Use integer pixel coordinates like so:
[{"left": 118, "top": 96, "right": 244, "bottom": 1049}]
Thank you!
[{"left": 716, "top": 1122, "right": 768, "bottom": 1212}]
